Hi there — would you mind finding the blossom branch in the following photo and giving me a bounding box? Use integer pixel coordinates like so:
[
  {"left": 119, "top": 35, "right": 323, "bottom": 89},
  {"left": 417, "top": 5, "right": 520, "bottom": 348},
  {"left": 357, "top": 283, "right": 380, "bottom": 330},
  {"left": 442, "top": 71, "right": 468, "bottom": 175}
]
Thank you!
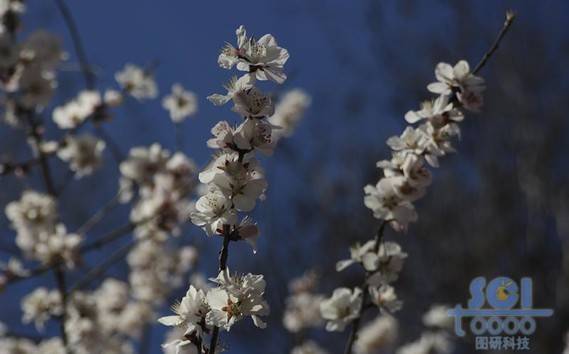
[
  {"left": 322, "top": 11, "right": 517, "bottom": 354},
  {"left": 342, "top": 221, "right": 388, "bottom": 354},
  {"left": 23, "top": 110, "right": 70, "bottom": 352}
]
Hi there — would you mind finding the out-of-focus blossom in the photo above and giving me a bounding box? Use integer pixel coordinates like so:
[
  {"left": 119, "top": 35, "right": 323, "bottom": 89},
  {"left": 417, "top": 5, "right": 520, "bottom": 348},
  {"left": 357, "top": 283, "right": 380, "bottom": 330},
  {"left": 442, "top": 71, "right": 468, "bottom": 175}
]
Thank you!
[
  {"left": 291, "top": 341, "right": 329, "bottom": 354},
  {"left": 422, "top": 304, "right": 453, "bottom": 330},
  {"left": 115, "top": 63, "right": 158, "bottom": 100},
  {"left": 162, "top": 84, "right": 198, "bottom": 122},
  {"left": 22, "top": 287, "right": 62, "bottom": 330},
  {"left": 269, "top": 89, "right": 310, "bottom": 140},
  {"left": 354, "top": 315, "right": 398, "bottom": 354},
  {"left": 57, "top": 134, "right": 106, "bottom": 177},
  {"left": 52, "top": 90, "right": 102, "bottom": 129}
]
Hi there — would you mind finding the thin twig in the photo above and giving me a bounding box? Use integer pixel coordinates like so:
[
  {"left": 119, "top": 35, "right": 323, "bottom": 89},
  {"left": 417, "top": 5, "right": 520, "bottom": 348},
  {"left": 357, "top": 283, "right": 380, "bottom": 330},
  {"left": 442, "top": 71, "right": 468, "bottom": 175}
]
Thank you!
[
  {"left": 209, "top": 225, "right": 232, "bottom": 354},
  {"left": 68, "top": 238, "right": 139, "bottom": 293},
  {"left": 80, "top": 222, "right": 136, "bottom": 252},
  {"left": 76, "top": 192, "right": 123, "bottom": 235},
  {"left": 53, "top": 0, "right": 95, "bottom": 89},
  {"left": 473, "top": 10, "right": 516, "bottom": 75}
]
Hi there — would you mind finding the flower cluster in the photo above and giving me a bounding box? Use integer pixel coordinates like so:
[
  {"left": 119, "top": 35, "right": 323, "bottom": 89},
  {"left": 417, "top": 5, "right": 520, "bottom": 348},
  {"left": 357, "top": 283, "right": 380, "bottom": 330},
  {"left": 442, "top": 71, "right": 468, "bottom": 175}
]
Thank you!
[
  {"left": 190, "top": 25, "right": 289, "bottom": 245},
  {"left": 283, "top": 271, "right": 324, "bottom": 333},
  {"left": 320, "top": 239, "right": 407, "bottom": 332},
  {"left": 16, "top": 277, "right": 163, "bottom": 354},
  {"left": 127, "top": 240, "right": 199, "bottom": 303},
  {"left": 364, "top": 60, "right": 485, "bottom": 232},
  {"left": 159, "top": 269, "right": 269, "bottom": 353},
  {"left": 119, "top": 143, "right": 197, "bottom": 240},
  {"left": 0, "top": 29, "right": 63, "bottom": 115},
  {"left": 5, "top": 191, "right": 81, "bottom": 267}
]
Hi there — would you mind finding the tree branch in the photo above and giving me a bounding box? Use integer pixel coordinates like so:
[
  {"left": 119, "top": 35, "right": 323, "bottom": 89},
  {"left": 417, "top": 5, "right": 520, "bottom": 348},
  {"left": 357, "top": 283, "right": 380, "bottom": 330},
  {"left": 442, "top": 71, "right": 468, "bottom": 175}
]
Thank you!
[
  {"left": 53, "top": 0, "right": 95, "bottom": 89},
  {"left": 473, "top": 10, "right": 516, "bottom": 75}
]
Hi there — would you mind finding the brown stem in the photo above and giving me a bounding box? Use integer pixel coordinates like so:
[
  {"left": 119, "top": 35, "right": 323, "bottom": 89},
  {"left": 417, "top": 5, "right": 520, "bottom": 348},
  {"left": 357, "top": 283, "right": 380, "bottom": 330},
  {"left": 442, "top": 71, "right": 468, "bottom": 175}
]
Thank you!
[
  {"left": 208, "top": 225, "right": 232, "bottom": 354},
  {"left": 473, "top": 10, "right": 516, "bottom": 75}
]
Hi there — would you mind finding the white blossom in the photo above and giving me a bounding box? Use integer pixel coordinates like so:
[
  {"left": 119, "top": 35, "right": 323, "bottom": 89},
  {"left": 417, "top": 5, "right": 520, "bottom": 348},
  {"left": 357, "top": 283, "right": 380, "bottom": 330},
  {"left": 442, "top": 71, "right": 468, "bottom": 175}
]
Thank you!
[
  {"left": 34, "top": 223, "right": 82, "bottom": 268},
  {"left": 128, "top": 241, "right": 197, "bottom": 303},
  {"left": 405, "top": 95, "right": 463, "bottom": 125},
  {"left": 218, "top": 25, "right": 289, "bottom": 83},
  {"left": 354, "top": 315, "right": 398, "bottom": 354},
  {"left": 269, "top": 89, "right": 311, "bottom": 140},
  {"left": 283, "top": 292, "right": 324, "bottom": 333},
  {"left": 115, "top": 63, "right": 158, "bottom": 100},
  {"left": 52, "top": 90, "right": 102, "bottom": 129},
  {"left": 162, "top": 84, "right": 198, "bottom": 122},
  {"left": 162, "top": 328, "right": 198, "bottom": 354},
  {"left": 206, "top": 269, "right": 269, "bottom": 330},
  {"left": 396, "top": 332, "right": 453, "bottom": 354},
  {"left": 422, "top": 304, "right": 453, "bottom": 330},
  {"left": 199, "top": 152, "right": 267, "bottom": 212},
  {"left": 0, "top": 338, "right": 37, "bottom": 353},
  {"left": 369, "top": 284, "right": 403, "bottom": 314},
  {"left": 159, "top": 285, "right": 209, "bottom": 341},
  {"left": 21, "top": 30, "right": 65, "bottom": 70},
  {"left": 366, "top": 241, "right": 408, "bottom": 285},
  {"left": 57, "top": 134, "right": 106, "bottom": 177},
  {"left": 337, "top": 240, "right": 407, "bottom": 284},
  {"left": 208, "top": 75, "right": 274, "bottom": 118},
  {"left": 427, "top": 60, "right": 485, "bottom": 111},
  {"left": 291, "top": 341, "right": 329, "bottom": 354},
  {"left": 22, "top": 287, "right": 62, "bottom": 330},
  {"left": 18, "top": 66, "right": 56, "bottom": 109},
  {"left": 190, "top": 190, "right": 237, "bottom": 236},
  {"left": 364, "top": 177, "right": 419, "bottom": 231},
  {"left": 5, "top": 190, "right": 57, "bottom": 252},
  {"left": 320, "top": 287, "right": 362, "bottom": 332},
  {"left": 208, "top": 119, "right": 274, "bottom": 155}
]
